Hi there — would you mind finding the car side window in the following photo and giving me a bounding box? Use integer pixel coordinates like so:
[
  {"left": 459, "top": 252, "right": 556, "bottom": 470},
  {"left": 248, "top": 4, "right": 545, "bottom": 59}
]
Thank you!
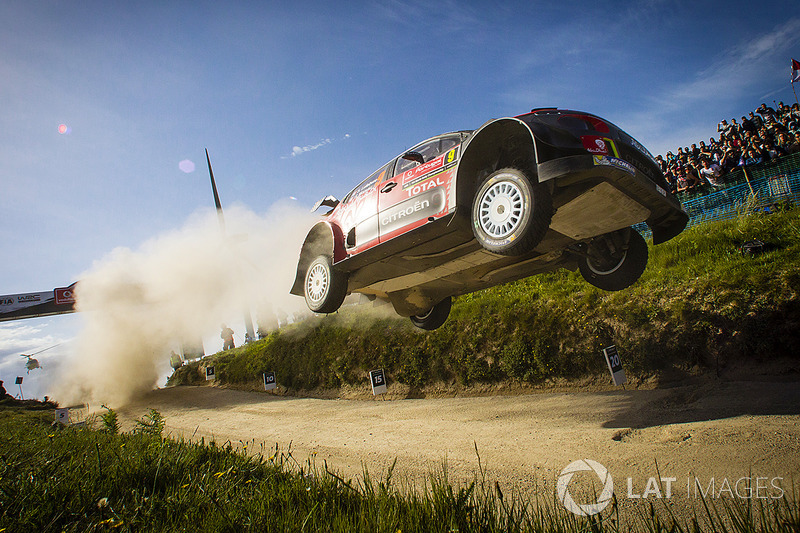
[
  {"left": 393, "top": 135, "right": 461, "bottom": 177},
  {"left": 440, "top": 135, "right": 460, "bottom": 154},
  {"left": 343, "top": 164, "right": 390, "bottom": 204}
]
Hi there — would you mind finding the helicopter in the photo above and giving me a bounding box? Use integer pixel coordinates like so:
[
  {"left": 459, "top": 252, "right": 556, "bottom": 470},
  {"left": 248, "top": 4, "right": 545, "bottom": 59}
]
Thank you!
[{"left": 19, "top": 343, "right": 61, "bottom": 373}]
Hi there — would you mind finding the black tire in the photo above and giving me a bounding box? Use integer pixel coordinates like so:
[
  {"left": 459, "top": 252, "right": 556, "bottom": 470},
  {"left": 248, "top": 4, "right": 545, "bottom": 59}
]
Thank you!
[
  {"left": 471, "top": 167, "right": 552, "bottom": 256},
  {"left": 409, "top": 296, "right": 452, "bottom": 330},
  {"left": 578, "top": 228, "right": 648, "bottom": 291},
  {"left": 304, "top": 255, "right": 348, "bottom": 313}
]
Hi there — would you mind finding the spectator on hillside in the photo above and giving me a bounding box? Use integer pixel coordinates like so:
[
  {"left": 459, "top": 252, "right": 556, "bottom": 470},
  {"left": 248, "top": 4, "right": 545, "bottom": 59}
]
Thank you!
[
  {"left": 675, "top": 165, "right": 702, "bottom": 192},
  {"left": 748, "top": 111, "right": 763, "bottom": 130},
  {"left": 756, "top": 103, "right": 777, "bottom": 120},
  {"left": 741, "top": 115, "right": 757, "bottom": 134},
  {"left": 763, "top": 139, "right": 786, "bottom": 162},
  {"left": 664, "top": 171, "right": 678, "bottom": 194},
  {"left": 699, "top": 159, "right": 724, "bottom": 187},
  {"left": 785, "top": 132, "right": 800, "bottom": 155},
  {"left": 220, "top": 324, "right": 235, "bottom": 350},
  {"left": 718, "top": 119, "right": 733, "bottom": 140},
  {"left": 787, "top": 105, "right": 800, "bottom": 133},
  {"left": 657, "top": 98, "right": 800, "bottom": 197},
  {"left": 776, "top": 132, "right": 792, "bottom": 152},
  {"left": 719, "top": 145, "right": 740, "bottom": 173},
  {"left": 739, "top": 148, "right": 763, "bottom": 167}
]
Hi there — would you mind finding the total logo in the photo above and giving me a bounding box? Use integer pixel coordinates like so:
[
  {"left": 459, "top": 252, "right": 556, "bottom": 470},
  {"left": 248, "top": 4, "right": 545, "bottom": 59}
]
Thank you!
[{"left": 556, "top": 459, "right": 614, "bottom": 516}]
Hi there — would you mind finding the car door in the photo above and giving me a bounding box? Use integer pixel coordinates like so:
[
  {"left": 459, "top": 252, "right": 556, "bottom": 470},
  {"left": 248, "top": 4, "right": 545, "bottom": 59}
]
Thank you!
[
  {"left": 338, "top": 163, "right": 390, "bottom": 255},
  {"left": 378, "top": 135, "right": 462, "bottom": 242}
]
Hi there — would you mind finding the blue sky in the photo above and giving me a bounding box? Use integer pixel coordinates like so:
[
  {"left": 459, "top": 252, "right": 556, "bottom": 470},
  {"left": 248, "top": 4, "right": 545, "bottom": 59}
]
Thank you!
[{"left": 2, "top": 0, "right": 799, "bottom": 398}]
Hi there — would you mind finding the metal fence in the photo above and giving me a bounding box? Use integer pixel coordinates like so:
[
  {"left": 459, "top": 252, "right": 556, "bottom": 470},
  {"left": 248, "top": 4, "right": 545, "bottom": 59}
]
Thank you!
[{"left": 635, "top": 152, "right": 800, "bottom": 238}]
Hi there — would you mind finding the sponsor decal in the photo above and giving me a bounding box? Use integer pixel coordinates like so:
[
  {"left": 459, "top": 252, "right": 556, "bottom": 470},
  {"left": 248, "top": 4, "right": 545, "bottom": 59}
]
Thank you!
[
  {"left": 404, "top": 176, "right": 445, "bottom": 197},
  {"left": 445, "top": 147, "right": 458, "bottom": 164},
  {"left": 592, "top": 155, "right": 636, "bottom": 175},
  {"left": 380, "top": 188, "right": 446, "bottom": 234},
  {"left": 401, "top": 157, "right": 444, "bottom": 185},
  {"left": 582, "top": 136, "right": 617, "bottom": 156},
  {"left": 628, "top": 135, "right": 655, "bottom": 162},
  {"left": 17, "top": 294, "right": 41, "bottom": 303},
  {"left": 0, "top": 298, "right": 13, "bottom": 306},
  {"left": 55, "top": 286, "right": 76, "bottom": 305},
  {"left": 400, "top": 146, "right": 460, "bottom": 187}
]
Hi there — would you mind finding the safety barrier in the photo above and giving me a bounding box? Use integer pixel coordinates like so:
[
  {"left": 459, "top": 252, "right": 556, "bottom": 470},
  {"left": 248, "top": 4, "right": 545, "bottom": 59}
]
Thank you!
[{"left": 635, "top": 152, "right": 800, "bottom": 239}]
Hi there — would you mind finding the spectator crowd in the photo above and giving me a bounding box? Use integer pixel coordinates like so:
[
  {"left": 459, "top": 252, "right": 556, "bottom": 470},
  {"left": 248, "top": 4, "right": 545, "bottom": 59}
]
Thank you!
[{"left": 655, "top": 101, "right": 800, "bottom": 195}]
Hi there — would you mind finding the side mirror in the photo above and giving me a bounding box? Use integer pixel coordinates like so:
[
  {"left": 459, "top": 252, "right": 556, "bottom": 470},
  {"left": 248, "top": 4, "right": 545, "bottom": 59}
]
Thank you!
[
  {"left": 311, "top": 195, "right": 340, "bottom": 212},
  {"left": 402, "top": 151, "right": 425, "bottom": 164}
]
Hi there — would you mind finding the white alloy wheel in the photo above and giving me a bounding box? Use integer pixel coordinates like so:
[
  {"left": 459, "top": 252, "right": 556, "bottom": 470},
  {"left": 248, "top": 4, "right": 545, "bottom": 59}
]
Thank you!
[
  {"left": 303, "top": 255, "right": 347, "bottom": 313},
  {"left": 477, "top": 180, "right": 525, "bottom": 239},
  {"left": 305, "top": 261, "right": 329, "bottom": 305},
  {"left": 471, "top": 167, "right": 552, "bottom": 256}
]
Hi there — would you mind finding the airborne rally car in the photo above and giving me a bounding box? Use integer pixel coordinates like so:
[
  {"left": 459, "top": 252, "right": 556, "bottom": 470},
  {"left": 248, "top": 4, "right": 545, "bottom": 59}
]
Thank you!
[{"left": 291, "top": 109, "right": 688, "bottom": 329}]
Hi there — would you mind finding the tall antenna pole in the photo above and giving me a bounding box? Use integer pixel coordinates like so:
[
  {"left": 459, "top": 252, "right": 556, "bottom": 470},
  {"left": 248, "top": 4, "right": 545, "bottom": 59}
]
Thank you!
[
  {"left": 205, "top": 148, "right": 255, "bottom": 343},
  {"left": 206, "top": 148, "right": 226, "bottom": 232}
]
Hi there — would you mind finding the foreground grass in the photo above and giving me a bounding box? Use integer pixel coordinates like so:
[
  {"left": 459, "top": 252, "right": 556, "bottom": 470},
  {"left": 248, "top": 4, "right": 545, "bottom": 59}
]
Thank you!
[
  {"left": 171, "top": 207, "right": 800, "bottom": 392},
  {"left": 1, "top": 401, "right": 798, "bottom": 532}
]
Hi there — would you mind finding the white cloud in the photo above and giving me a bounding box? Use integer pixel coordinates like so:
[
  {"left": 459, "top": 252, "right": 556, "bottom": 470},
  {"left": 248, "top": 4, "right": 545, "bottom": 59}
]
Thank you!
[
  {"left": 283, "top": 133, "right": 352, "bottom": 159},
  {"left": 0, "top": 323, "right": 57, "bottom": 358}
]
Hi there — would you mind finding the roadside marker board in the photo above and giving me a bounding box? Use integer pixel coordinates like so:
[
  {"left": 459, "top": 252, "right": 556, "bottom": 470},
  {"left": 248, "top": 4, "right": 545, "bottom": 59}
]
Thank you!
[
  {"left": 55, "top": 408, "right": 70, "bottom": 425},
  {"left": 369, "top": 369, "right": 387, "bottom": 395},
  {"left": 263, "top": 371, "right": 276, "bottom": 391},
  {"left": 205, "top": 365, "right": 216, "bottom": 381},
  {"left": 603, "top": 345, "right": 627, "bottom": 386}
]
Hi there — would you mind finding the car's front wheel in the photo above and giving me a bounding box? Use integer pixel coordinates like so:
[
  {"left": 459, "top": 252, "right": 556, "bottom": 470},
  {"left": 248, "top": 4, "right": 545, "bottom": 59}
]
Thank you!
[
  {"left": 409, "top": 297, "right": 452, "bottom": 330},
  {"left": 304, "top": 255, "right": 348, "bottom": 313},
  {"left": 578, "top": 228, "right": 648, "bottom": 291},
  {"left": 471, "top": 167, "right": 552, "bottom": 256}
]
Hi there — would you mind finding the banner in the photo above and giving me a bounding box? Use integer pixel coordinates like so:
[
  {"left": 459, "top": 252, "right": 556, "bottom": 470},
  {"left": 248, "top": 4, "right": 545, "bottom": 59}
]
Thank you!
[{"left": 0, "top": 282, "right": 78, "bottom": 322}]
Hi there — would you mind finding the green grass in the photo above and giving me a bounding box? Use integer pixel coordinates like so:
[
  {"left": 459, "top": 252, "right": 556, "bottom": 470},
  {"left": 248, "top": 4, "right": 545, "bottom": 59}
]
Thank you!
[
  {"left": 171, "top": 207, "right": 800, "bottom": 393},
  {"left": 1, "top": 401, "right": 798, "bottom": 532}
]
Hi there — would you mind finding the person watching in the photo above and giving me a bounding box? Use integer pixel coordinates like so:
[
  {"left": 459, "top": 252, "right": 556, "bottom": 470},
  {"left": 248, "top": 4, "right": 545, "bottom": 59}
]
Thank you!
[{"left": 699, "top": 159, "right": 724, "bottom": 187}]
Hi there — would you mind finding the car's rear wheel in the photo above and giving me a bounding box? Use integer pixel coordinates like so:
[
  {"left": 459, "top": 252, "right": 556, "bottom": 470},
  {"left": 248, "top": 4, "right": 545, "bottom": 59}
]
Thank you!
[
  {"left": 304, "top": 255, "right": 348, "bottom": 313},
  {"left": 472, "top": 167, "right": 552, "bottom": 256},
  {"left": 409, "top": 296, "right": 451, "bottom": 330},
  {"left": 578, "top": 228, "right": 648, "bottom": 291}
]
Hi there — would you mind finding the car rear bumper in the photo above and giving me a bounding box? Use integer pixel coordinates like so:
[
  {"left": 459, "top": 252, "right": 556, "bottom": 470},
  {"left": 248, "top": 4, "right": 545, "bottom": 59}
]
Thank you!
[{"left": 537, "top": 154, "right": 688, "bottom": 244}]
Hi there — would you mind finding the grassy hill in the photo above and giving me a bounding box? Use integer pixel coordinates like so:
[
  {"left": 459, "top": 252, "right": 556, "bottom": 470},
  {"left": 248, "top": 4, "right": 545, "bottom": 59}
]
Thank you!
[{"left": 170, "top": 206, "right": 800, "bottom": 394}]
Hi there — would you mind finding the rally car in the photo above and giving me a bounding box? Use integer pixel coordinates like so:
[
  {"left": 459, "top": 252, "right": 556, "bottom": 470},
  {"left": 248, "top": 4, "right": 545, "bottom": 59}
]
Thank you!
[{"left": 290, "top": 108, "right": 688, "bottom": 329}]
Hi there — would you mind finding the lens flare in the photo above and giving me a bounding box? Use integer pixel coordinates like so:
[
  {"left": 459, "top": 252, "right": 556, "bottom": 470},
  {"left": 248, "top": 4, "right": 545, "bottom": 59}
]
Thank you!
[
  {"left": 58, "top": 124, "right": 71, "bottom": 135},
  {"left": 179, "top": 159, "right": 195, "bottom": 173}
]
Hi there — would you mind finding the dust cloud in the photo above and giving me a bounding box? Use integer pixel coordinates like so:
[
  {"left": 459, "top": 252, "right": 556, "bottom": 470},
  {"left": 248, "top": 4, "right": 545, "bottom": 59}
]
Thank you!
[{"left": 53, "top": 202, "right": 318, "bottom": 406}]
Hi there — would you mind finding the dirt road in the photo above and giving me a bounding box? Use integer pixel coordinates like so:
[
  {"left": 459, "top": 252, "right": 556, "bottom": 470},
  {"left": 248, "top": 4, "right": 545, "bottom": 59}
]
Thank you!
[{"left": 118, "top": 378, "right": 800, "bottom": 507}]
